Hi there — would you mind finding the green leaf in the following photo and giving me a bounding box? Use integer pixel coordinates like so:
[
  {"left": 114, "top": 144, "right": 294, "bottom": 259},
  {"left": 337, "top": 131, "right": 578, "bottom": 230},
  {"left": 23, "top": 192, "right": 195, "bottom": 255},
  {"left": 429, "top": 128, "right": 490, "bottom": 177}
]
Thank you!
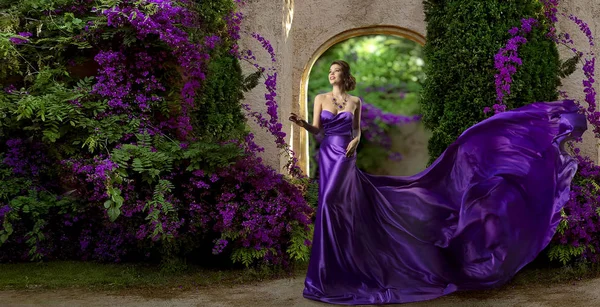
[{"left": 107, "top": 206, "right": 120, "bottom": 222}]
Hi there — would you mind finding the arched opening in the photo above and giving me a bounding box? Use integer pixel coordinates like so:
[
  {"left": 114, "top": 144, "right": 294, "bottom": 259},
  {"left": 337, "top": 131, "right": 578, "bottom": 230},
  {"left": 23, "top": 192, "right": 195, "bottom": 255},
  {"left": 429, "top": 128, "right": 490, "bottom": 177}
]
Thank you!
[{"left": 295, "top": 26, "right": 427, "bottom": 176}]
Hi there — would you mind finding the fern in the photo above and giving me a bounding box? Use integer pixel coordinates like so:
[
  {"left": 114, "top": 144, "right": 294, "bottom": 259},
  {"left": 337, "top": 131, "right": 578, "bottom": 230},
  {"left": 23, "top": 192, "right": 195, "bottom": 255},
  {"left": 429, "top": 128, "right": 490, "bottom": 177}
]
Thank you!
[
  {"left": 242, "top": 70, "right": 262, "bottom": 92},
  {"left": 111, "top": 133, "right": 175, "bottom": 184},
  {"left": 556, "top": 209, "right": 569, "bottom": 235},
  {"left": 559, "top": 54, "right": 581, "bottom": 78},
  {"left": 183, "top": 141, "right": 243, "bottom": 173},
  {"left": 143, "top": 179, "right": 177, "bottom": 241},
  {"left": 286, "top": 224, "right": 313, "bottom": 262},
  {"left": 231, "top": 247, "right": 273, "bottom": 267},
  {"left": 548, "top": 244, "right": 586, "bottom": 265}
]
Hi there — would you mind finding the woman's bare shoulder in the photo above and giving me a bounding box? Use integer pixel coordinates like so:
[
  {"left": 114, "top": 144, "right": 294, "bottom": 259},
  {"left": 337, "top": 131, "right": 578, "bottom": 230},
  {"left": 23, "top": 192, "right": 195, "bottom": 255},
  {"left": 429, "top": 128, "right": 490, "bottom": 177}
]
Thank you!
[{"left": 349, "top": 95, "right": 362, "bottom": 104}]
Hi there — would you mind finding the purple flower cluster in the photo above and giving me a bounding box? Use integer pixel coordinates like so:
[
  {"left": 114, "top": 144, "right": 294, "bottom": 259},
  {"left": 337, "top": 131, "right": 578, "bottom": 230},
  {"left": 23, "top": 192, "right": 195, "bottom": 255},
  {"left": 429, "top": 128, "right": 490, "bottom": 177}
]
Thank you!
[
  {"left": 554, "top": 152, "right": 600, "bottom": 262},
  {"left": 3, "top": 139, "right": 48, "bottom": 177},
  {"left": 0, "top": 205, "right": 10, "bottom": 221},
  {"left": 541, "top": 0, "right": 559, "bottom": 23},
  {"left": 0, "top": 0, "right": 315, "bottom": 267},
  {"left": 555, "top": 16, "right": 600, "bottom": 263},
  {"left": 236, "top": 18, "right": 304, "bottom": 177},
  {"left": 212, "top": 239, "right": 228, "bottom": 254},
  {"left": 569, "top": 15, "right": 594, "bottom": 47},
  {"left": 61, "top": 156, "right": 118, "bottom": 202},
  {"left": 93, "top": 50, "right": 166, "bottom": 112},
  {"left": 541, "top": 0, "right": 559, "bottom": 38},
  {"left": 225, "top": 10, "right": 244, "bottom": 56},
  {"left": 582, "top": 57, "right": 599, "bottom": 136},
  {"left": 102, "top": 1, "right": 209, "bottom": 138},
  {"left": 489, "top": 18, "right": 538, "bottom": 114},
  {"left": 251, "top": 33, "right": 276, "bottom": 63},
  {"left": 183, "top": 150, "right": 313, "bottom": 261},
  {"left": 9, "top": 32, "right": 32, "bottom": 45},
  {"left": 244, "top": 72, "right": 286, "bottom": 147}
]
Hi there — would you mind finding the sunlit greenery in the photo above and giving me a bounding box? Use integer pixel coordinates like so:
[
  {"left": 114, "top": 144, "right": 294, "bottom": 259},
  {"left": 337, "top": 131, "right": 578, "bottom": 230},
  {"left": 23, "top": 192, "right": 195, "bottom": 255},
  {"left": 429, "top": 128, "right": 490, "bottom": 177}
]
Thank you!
[{"left": 308, "top": 35, "right": 424, "bottom": 117}]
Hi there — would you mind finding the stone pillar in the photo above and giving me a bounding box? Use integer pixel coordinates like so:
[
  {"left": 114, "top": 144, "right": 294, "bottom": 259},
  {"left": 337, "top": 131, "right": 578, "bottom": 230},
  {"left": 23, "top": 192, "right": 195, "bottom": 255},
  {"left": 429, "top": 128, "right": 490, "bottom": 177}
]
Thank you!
[{"left": 556, "top": 0, "right": 600, "bottom": 162}]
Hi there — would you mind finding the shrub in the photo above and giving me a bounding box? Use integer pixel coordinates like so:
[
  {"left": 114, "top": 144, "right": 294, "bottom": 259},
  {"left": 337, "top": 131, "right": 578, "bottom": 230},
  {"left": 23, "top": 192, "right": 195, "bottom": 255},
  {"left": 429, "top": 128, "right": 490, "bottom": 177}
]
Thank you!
[
  {"left": 421, "top": 0, "right": 560, "bottom": 163},
  {"left": 0, "top": 0, "right": 313, "bottom": 268}
]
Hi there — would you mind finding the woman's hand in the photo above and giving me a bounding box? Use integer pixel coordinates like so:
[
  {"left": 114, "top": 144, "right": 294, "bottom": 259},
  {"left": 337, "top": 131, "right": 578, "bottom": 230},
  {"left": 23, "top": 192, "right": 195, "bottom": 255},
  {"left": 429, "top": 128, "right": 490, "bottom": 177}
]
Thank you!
[
  {"left": 346, "top": 138, "right": 359, "bottom": 157},
  {"left": 289, "top": 112, "right": 305, "bottom": 127}
]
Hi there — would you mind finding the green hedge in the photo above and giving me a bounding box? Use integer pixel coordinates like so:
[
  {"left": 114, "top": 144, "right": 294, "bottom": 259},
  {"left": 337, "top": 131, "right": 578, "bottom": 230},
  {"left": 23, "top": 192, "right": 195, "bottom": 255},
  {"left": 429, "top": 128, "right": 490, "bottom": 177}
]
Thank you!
[
  {"left": 195, "top": 51, "right": 247, "bottom": 140},
  {"left": 421, "top": 0, "right": 560, "bottom": 163}
]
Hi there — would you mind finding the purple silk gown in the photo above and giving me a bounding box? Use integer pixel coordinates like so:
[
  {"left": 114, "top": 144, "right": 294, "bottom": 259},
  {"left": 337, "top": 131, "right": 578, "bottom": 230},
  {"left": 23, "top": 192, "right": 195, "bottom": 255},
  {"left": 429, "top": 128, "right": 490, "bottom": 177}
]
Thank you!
[{"left": 303, "top": 100, "right": 587, "bottom": 305}]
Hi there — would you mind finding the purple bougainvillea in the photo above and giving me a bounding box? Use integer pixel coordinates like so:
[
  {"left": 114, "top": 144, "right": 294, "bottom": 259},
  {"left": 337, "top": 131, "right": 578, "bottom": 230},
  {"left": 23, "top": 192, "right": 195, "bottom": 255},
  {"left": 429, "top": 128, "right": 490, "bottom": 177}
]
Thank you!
[
  {"left": 0, "top": 0, "right": 314, "bottom": 268},
  {"left": 492, "top": 1, "right": 600, "bottom": 264}
]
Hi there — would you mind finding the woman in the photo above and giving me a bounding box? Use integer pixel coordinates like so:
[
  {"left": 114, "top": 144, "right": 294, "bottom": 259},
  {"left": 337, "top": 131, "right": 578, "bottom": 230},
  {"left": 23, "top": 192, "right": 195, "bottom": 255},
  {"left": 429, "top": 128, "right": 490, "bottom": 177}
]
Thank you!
[{"left": 289, "top": 60, "right": 587, "bottom": 305}]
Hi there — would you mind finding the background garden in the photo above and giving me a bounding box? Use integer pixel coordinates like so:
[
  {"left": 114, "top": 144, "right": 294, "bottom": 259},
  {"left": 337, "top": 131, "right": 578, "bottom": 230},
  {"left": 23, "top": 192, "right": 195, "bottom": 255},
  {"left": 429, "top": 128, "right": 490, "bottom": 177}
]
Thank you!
[
  {"left": 0, "top": 0, "right": 599, "bottom": 290},
  {"left": 307, "top": 35, "right": 425, "bottom": 177}
]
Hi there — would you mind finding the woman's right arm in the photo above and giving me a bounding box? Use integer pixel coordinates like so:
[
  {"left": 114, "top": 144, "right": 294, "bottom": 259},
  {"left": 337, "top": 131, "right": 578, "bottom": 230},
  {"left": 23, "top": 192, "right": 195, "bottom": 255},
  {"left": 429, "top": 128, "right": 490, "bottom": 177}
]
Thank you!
[{"left": 300, "top": 95, "right": 322, "bottom": 135}]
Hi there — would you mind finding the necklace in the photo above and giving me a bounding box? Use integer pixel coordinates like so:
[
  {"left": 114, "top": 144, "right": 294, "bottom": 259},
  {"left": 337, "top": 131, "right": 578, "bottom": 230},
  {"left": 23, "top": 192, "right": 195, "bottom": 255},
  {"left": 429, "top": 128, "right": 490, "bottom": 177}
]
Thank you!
[{"left": 332, "top": 94, "right": 347, "bottom": 110}]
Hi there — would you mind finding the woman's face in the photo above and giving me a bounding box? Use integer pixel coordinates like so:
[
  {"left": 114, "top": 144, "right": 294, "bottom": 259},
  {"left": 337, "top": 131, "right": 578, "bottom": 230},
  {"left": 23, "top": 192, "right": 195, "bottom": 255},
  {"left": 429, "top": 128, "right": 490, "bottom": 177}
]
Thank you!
[{"left": 329, "top": 64, "right": 343, "bottom": 86}]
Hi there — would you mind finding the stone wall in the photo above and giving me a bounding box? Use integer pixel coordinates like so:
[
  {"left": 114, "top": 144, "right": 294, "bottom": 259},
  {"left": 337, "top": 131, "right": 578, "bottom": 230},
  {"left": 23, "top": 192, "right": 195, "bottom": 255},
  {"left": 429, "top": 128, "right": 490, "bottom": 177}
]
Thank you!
[
  {"left": 556, "top": 0, "right": 600, "bottom": 161},
  {"left": 238, "top": 0, "right": 600, "bottom": 175}
]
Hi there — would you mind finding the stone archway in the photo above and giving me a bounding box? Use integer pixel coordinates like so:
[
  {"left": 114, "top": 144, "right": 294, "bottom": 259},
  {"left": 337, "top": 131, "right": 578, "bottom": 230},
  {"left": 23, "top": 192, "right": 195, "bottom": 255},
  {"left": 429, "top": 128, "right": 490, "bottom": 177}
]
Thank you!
[
  {"left": 239, "top": 0, "right": 599, "bottom": 176},
  {"left": 295, "top": 26, "right": 426, "bottom": 175}
]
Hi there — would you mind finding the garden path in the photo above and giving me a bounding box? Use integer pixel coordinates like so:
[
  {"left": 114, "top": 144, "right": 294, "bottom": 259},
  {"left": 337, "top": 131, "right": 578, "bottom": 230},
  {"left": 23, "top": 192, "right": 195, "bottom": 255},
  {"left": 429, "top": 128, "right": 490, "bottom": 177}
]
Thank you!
[{"left": 0, "top": 274, "right": 599, "bottom": 306}]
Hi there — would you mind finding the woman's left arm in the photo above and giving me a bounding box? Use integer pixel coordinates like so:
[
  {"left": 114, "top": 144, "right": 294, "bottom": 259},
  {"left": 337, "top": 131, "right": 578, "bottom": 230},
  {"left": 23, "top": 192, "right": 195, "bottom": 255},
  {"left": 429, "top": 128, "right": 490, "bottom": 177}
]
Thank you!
[
  {"left": 352, "top": 98, "right": 362, "bottom": 142},
  {"left": 345, "top": 97, "right": 361, "bottom": 157}
]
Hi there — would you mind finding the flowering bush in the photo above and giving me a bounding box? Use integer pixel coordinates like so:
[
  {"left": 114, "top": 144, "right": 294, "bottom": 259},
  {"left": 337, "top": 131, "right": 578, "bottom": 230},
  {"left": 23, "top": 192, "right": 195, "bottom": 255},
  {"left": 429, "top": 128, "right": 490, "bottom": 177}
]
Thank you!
[
  {"left": 546, "top": 10, "right": 600, "bottom": 266},
  {"left": 0, "top": 0, "right": 313, "bottom": 267},
  {"left": 421, "top": 0, "right": 561, "bottom": 164},
  {"left": 490, "top": 0, "right": 600, "bottom": 265}
]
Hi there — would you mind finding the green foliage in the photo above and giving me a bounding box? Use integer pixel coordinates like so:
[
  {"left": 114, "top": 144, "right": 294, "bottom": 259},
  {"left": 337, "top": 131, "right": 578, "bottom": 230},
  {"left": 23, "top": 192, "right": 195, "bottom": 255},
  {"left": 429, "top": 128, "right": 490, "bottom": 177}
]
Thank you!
[
  {"left": 231, "top": 247, "right": 272, "bottom": 267},
  {"left": 546, "top": 209, "right": 584, "bottom": 266},
  {"left": 548, "top": 244, "right": 588, "bottom": 266},
  {"left": 0, "top": 155, "right": 31, "bottom": 200},
  {"left": 559, "top": 54, "right": 581, "bottom": 79},
  {"left": 0, "top": 0, "right": 310, "bottom": 269},
  {"left": 0, "top": 261, "right": 310, "bottom": 290},
  {"left": 308, "top": 35, "right": 424, "bottom": 116},
  {"left": 144, "top": 179, "right": 177, "bottom": 240},
  {"left": 286, "top": 224, "right": 313, "bottom": 262},
  {"left": 355, "top": 143, "right": 392, "bottom": 172},
  {"left": 305, "top": 180, "right": 319, "bottom": 208},
  {"left": 193, "top": 0, "right": 236, "bottom": 36},
  {"left": 1, "top": 189, "right": 78, "bottom": 260},
  {"left": 421, "top": 0, "right": 561, "bottom": 163},
  {"left": 0, "top": 33, "right": 21, "bottom": 79},
  {"left": 0, "top": 74, "right": 96, "bottom": 142},
  {"left": 112, "top": 134, "right": 175, "bottom": 184},
  {"left": 196, "top": 52, "right": 247, "bottom": 139}
]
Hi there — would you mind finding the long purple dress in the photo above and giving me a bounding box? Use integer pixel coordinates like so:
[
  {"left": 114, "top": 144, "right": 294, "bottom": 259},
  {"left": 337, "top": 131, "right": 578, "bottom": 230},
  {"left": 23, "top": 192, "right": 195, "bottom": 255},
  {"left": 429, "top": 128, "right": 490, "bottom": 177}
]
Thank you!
[{"left": 303, "top": 100, "right": 587, "bottom": 305}]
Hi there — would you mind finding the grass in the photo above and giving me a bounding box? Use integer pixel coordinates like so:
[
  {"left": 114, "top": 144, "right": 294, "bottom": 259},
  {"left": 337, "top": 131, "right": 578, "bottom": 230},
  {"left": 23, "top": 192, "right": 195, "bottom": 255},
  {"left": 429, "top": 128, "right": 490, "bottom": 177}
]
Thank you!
[
  {"left": 0, "top": 261, "right": 309, "bottom": 291},
  {"left": 0, "top": 260, "right": 598, "bottom": 293},
  {"left": 508, "top": 262, "right": 600, "bottom": 287}
]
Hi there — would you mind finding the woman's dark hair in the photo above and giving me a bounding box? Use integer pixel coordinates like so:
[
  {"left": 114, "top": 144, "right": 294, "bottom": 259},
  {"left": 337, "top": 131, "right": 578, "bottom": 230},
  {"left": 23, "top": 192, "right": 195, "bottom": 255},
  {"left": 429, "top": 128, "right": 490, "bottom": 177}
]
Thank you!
[{"left": 331, "top": 60, "right": 356, "bottom": 91}]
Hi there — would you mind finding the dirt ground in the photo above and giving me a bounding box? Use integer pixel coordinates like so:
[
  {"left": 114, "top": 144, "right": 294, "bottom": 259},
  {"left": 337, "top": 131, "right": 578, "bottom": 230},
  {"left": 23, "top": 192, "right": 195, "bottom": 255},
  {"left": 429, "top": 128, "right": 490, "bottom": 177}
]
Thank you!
[{"left": 1, "top": 274, "right": 599, "bottom": 307}]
